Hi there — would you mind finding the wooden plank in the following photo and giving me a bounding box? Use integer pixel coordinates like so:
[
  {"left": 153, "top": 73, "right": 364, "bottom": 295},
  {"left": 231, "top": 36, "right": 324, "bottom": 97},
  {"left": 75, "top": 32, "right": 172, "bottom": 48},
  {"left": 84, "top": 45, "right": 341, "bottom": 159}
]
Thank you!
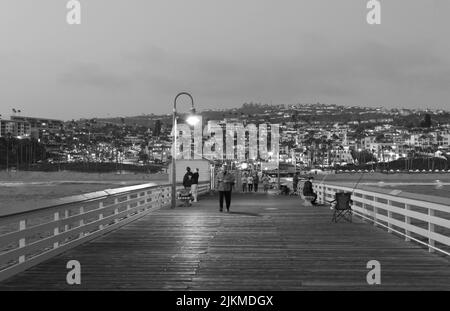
[{"left": 0, "top": 194, "right": 448, "bottom": 290}]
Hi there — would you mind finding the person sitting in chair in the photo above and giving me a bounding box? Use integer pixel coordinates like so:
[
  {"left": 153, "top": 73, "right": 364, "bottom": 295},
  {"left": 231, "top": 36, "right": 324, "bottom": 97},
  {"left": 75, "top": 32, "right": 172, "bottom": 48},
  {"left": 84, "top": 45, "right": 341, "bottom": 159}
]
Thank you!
[{"left": 303, "top": 176, "right": 318, "bottom": 205}]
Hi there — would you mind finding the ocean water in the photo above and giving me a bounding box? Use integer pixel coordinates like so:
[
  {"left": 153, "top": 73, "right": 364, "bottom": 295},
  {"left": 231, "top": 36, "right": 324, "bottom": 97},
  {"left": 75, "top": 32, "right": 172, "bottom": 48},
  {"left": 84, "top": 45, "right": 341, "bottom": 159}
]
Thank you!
[
  {"left": 0, "top": 181, "right": 147, "bottom": 214},
  {"left": 364, "top": 183, "right": 450, "bottom": 199},
  {"left": 385, "top": 184, "right": 450, "bottom": 198},
  {"left": 0, "top": 175, "right": 168, "bottom": 215}
]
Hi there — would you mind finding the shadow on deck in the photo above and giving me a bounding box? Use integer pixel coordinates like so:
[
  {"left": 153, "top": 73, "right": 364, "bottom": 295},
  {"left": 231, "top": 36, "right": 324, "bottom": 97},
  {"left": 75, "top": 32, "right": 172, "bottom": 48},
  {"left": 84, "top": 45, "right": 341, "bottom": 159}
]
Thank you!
[{"left": 0, "top": 193, "right": 449, "bottom": 290}]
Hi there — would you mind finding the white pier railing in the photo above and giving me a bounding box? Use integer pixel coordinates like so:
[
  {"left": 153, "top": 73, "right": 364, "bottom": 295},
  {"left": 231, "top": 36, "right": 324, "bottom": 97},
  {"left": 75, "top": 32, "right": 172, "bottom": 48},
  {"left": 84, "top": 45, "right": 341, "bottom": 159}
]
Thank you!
[
  {"left": 314, "top": 183, "right": 450, "bottom": 256},
  {"left": 0, "top": 182, "right": 210, "bottom": 282}
]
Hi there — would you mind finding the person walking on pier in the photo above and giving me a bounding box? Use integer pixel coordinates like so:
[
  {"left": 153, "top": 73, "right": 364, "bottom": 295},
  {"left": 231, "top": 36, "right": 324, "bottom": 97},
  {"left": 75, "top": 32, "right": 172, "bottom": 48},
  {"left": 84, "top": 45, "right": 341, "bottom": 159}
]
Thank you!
[
  {"left": 215, "top": 166, "right": 235, "bottom": 212},
  {"left": 262, "top": 174, "right": 270, "bottom": 193},
  {"left": 191, "top": 168, "right": 199, "bottom": 202},
  {"left": 241, "top": 172, "right": 248, "bottom": 192},
  {"left": 247, "top": 174, "right": 254, "bottom": 192},
  {"left": 253, "top": 172, "right": 259, "bottom": 192}
]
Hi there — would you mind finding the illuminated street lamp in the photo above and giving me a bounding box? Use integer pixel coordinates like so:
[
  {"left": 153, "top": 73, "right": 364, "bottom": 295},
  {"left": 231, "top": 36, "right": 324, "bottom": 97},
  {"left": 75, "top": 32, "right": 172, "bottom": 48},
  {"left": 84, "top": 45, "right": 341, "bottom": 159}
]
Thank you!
[
  {"left": 171, "top": 92, "right": 199, "bottom": 209},
  {"left": 186, "top": 114, "right": 200, "bottom": 126}
]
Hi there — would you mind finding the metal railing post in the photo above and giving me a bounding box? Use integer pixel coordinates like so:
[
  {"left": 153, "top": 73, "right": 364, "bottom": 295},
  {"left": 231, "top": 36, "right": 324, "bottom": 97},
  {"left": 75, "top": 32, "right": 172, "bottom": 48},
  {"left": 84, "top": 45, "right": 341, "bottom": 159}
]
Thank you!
[
  {"left": 53, "top": 212, "right": 59, "bottom": 249},
  {"left": 405, "top": 204, "right": 411, "bottom": 242},
  {"left": 79, "top": 206, "right": 84, "bottom": 238},
  {"left": 428, "top": 208, "right": 435, "bottom": 253},
  {"left": 18, "top": 219, "right": 26, "bottom": 263},
  {"left": 373, "top": 197, "right": 378, "bottom": 226},
  {"left": 387, "top": 200, "right": 393, "bottom": 233},
  {"left": 98, "top": 202, "right": 104, "bottom": 230}
]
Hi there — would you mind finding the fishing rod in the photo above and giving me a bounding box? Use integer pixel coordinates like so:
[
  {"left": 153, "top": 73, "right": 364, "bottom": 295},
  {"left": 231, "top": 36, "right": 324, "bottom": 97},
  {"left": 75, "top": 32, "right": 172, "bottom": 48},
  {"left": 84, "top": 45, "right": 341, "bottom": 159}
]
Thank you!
[{"left": 351, "top": 169, "right": 367, "bottom": 193}]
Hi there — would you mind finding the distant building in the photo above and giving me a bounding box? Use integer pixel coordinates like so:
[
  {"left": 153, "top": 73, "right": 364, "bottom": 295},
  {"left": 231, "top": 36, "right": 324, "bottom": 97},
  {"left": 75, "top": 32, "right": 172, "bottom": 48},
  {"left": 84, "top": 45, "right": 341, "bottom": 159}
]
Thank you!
[
  {"left": 10, "top": 116, "right": 64, "bottom": 138},
  {"left": 437, "top": 133, "right": 450, "bottom": 148},
  {"left": 0, "top": 120, "right": 15, "bottom": 137},
  {"left": 361, "top": 136, "right": 377, "bottom": 150},
  {"left": 0, "top": 119, "right": 31, "bottom": 138},
  {"left": 330, "top": 147, "right": 353, "bottom": 166},
  {"left": 124, "top": 135, "right": 144, "bottom": 144}
]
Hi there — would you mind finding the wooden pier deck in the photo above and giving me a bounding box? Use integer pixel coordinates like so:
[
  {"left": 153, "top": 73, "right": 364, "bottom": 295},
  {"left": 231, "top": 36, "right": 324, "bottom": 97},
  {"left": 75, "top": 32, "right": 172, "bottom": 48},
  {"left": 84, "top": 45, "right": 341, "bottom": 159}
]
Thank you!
[{"left": 0, "top": 193, "right": 449, "bottom": 290}]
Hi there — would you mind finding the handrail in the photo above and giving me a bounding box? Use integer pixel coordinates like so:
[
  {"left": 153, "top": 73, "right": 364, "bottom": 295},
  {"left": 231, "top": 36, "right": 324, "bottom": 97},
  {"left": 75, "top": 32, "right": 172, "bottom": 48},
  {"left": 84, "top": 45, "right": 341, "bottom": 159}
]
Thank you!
[
  {"left": 346, "top": 207, "right": 450, "bottom": 256},
  {"left": 0, "top": 182, "right": 211, "bottom": 282},
  {"left": 0, "top": 182, "right": 199, "bottom": 218},
  {"left": 319, "top": 181, "right": 450, "bottom": 207},
  {"left": 314, "top": 182, "right": 450, "bottom": 256}
]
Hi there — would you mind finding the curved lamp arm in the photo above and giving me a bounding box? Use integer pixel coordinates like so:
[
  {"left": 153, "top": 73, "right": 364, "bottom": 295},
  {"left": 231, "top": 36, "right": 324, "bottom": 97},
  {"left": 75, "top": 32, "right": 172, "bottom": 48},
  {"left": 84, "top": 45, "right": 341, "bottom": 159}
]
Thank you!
[{"left": 174, "top": 92, "right": 195, "bottom": 113}]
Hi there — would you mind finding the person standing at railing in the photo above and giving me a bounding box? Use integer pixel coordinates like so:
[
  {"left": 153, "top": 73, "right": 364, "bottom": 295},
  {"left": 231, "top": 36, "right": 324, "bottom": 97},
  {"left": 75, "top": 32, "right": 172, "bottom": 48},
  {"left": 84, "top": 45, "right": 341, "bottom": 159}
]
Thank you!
[
  {"left": 183, "top": 167, "right": 193, "bottom": 189},
  {"left": 191, "top": 168, "right": 199, "bottom": 202}
]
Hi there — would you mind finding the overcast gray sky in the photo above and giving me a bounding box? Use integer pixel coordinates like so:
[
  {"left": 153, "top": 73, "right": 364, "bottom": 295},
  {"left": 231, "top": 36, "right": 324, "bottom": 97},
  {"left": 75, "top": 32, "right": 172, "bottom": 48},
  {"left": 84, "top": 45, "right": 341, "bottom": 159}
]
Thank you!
[{"left": 1, "top": 0, "right": 449, "bottom": 120}]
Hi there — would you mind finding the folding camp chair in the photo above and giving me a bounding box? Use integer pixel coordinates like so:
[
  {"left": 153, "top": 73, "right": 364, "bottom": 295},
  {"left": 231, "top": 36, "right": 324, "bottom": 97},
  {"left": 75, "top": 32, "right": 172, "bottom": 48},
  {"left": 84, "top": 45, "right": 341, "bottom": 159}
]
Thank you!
[{"left": 330, "top": 192, "right": 353, "bottom": 223}]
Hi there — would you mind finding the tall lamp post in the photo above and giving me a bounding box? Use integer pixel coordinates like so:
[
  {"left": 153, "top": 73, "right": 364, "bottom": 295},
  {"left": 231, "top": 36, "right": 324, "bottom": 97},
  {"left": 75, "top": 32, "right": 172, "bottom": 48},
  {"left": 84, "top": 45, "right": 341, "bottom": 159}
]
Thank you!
[{"left": 171, "top": 92, "right": 199, "bottom": 209}]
